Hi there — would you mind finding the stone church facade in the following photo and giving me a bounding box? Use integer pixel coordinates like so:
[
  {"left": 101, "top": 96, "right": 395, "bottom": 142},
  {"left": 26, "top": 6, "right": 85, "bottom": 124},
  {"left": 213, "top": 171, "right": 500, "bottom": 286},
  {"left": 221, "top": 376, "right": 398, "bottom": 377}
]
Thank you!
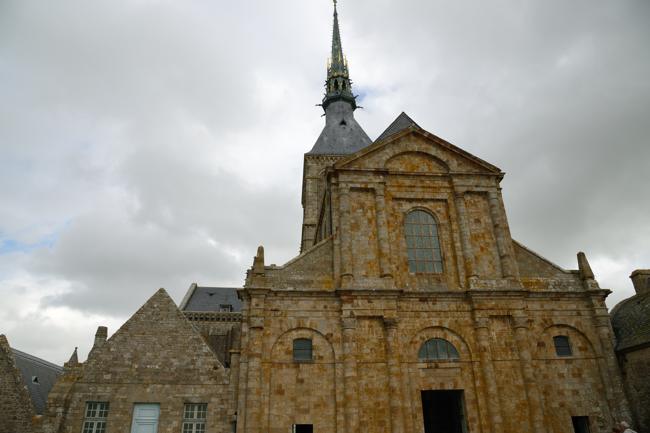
[{"left": 14, "top": 3, "right": 643, "bottom": 433}]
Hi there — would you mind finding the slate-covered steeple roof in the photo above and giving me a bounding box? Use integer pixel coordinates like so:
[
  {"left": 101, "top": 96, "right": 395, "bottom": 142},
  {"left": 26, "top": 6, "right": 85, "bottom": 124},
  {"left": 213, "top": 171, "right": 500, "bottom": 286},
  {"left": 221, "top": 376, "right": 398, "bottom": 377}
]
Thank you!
[{"left": 308, "top": 1, "right": 372, "bottom": 156}]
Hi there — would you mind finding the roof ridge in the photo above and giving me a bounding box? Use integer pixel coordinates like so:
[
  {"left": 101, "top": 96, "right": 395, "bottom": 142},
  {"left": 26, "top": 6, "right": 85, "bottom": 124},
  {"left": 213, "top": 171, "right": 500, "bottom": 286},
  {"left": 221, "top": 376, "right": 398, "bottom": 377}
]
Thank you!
[{"left": 11, "top": 348, "right": 63, "bottom": 372}]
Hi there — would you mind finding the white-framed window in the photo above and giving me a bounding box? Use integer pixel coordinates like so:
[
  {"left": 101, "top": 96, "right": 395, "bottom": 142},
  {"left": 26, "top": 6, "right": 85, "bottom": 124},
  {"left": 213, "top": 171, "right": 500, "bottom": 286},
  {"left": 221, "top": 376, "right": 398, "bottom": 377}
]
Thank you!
[
  {"left": 182, "top": 403, "right": 207, "bottom": 433},
  {"left": 82, "top": 401, "right": 109, "bottom": 433}
]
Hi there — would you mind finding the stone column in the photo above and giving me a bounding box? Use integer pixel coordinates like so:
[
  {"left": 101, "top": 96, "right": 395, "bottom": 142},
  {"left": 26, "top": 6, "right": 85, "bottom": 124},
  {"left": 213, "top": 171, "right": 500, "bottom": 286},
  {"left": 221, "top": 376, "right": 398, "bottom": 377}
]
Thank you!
[
  {"left": 375, "top": 184, "right": 393, "bottom": 280},
  {"left": 454, "top": 192, "right": 477, "bottom": 279},
  {"left": 512, "top": 316, "right": 546, "bottom": 433},
  {"left": 474, "top": 316, "right": 502, "bottom": 433},
  {"left": 384, "top": 318, "right": 405, "bottom": 433},
  {"left": 339, "top": 186, "right": 354, "bottom": 287},
  {"left": 488, "top": 190, "right": 518, "bottom": 278},
  {"left": 342, "top": 316, "right": 360, "bottom": 433}
]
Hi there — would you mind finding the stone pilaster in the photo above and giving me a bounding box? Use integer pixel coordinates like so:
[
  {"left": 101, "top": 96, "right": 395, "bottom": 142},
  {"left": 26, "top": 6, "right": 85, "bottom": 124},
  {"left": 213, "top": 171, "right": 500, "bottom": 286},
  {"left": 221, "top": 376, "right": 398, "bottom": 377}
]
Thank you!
[
  {"left": 242, "top": 294, "right": 266, "bottom": 433},
  {"left": 454, "top": 191, "right": 477, "bottom": 280},
  {"left": 383, "top": 318, "right": 405, "bottom": 433},
  {"left": 512, "top": 315, "right": 546, "bottom": 433},
  {"left": 339, "top": 186, "right": 354, "bottom": 287},
  {"left": 342, "top": 316, "right": 360, "bottom": 433},
  {"left": 474, "top": 316, "right": 502, "bottom": 433},
  {"left": 375, "top": 184, "right": 394, "bottom": 281},
  {"left": 593, "top": 314, "right": 632, "bottom": 423},
  {"left": 488, "top": 190, "right": 518, "bottom": 279}
]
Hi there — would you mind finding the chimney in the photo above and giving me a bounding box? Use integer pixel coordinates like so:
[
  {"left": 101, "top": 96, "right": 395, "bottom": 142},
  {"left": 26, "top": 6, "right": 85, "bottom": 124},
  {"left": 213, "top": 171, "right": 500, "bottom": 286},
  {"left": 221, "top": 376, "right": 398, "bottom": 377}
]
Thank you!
[{"left": 630, "top": 269, "right": 650, "bottom": 295}]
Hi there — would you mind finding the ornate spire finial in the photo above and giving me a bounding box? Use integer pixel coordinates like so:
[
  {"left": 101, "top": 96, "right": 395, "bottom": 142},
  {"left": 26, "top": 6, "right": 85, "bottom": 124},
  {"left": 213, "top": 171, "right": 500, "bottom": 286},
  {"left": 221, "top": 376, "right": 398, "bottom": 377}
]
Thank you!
[{"left": 322, "top": 0, "right": 356, "bottom": 111}]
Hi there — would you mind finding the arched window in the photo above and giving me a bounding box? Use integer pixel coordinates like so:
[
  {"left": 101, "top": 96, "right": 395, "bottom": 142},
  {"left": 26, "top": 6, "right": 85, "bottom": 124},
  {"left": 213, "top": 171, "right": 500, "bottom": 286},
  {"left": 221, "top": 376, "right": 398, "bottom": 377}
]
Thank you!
[
  {"left": 293, "top": 338, "right": 313, "bottom": 361},
  {"left": 553, "top": 335, "right": 572, "bottom": 357},
  {"left": 405, "top": 210, "right": 442, "bottom": 273},
  {"left": 418, "top": 338, "right": 459, "bottom": 361}
]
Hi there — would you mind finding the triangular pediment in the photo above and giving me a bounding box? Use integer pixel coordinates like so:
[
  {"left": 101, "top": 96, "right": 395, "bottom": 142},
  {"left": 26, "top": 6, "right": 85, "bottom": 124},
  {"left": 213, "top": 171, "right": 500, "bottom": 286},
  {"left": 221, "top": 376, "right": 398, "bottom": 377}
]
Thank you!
[
  {"left": 83, "top": 289, "right": 225, "bottom": 384},
  {"left": 334, "top": 113, "right": 502, "bottom": 175}
]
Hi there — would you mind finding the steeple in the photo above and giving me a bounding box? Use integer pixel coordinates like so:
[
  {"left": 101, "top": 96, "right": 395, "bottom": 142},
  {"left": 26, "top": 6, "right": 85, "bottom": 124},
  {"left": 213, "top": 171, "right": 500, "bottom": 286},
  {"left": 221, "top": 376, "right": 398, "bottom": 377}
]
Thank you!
[
  {"left": 323, "top": 0, "right": 356, "bottom": 110},
  {"left": 308, "top": 0, "right": 371, "bottom": 155}
]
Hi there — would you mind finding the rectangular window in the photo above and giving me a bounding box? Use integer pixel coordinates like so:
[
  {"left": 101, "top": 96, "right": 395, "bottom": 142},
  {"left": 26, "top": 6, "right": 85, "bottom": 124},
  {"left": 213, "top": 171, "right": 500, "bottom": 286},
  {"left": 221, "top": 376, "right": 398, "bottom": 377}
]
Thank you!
[
  {"left": 182, "top": 403, "right": 207, "bottom": 433},
  {"left": 82, "top": 402, "right": 109, "bottom": 433},
  {"left": 553, "top": 336, "right": 572, "bottom": 357},
  {"left": 293, "top": 339, "right": 313, "bottom": 361},
  {"left": 293, "top": 425, "right": 313, "bottom": 433}
]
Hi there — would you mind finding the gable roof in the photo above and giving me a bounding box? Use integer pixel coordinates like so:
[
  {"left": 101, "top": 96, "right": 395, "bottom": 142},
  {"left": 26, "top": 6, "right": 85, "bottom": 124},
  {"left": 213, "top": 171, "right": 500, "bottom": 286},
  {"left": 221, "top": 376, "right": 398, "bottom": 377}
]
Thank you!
[
  {"left": 11, "top": 348, "right": 62, "bottom": 414},
  {"left": 375, "top": 112, "right": 420, "bottom": 142},
  {"left": 335, "top": 112, "right": 502, "bottom": 174},
  {"left": 84, "top": 289, "right": 225, "bottom": 383}
]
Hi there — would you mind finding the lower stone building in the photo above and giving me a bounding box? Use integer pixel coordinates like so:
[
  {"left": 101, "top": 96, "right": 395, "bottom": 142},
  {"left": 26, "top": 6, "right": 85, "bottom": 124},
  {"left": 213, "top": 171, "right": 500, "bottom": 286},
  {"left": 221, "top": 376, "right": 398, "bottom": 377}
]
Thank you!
[
  {"left": 41, "top": 289, "right": 238, "bottom": 433},
  {"left": 20, "top": 3, "right": 649, "bottom": 433}
]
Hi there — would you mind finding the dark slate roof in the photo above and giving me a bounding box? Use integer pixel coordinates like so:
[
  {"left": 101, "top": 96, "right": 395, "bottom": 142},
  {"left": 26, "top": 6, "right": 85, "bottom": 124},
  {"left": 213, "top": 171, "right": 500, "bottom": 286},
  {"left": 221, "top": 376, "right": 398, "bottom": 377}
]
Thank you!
[
  {"left": 308, "top": 100, "right": 372, "bottom": 155},
  {"left": 11, "top": 348, "right": 62, "bottom": 414},
  {"left": 181, "top": 286, "right": 242, "bottom": 312},
  {"left": 611, "top": 290, "right": 650, "bottom": 351},
  {"left": 375, "top": 112, "right": 420, "bottom": 142}
]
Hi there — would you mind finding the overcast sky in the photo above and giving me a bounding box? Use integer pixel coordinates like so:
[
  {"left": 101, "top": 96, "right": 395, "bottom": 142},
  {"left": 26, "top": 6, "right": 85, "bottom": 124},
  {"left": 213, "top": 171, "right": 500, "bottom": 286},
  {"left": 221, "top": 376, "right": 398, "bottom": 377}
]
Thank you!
[{"left": 1, "top": 0, "right": 648, "bottom": 365}]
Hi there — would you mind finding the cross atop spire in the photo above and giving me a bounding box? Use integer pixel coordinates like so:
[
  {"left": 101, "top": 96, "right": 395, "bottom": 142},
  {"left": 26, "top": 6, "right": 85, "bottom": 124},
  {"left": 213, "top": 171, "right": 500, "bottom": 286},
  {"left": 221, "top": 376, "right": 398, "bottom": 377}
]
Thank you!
[{"left": 323, "top": 0, "right": 356, "bottom": 110}]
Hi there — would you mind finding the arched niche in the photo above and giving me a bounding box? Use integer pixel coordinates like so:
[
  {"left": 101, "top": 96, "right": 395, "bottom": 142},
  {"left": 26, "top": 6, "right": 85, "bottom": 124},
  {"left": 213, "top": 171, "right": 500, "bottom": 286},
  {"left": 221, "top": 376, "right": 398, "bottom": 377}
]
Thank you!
[
  {"left": 266, "top": 327, "right": 337, "bottom": 433},
  {"left": 535, "top": 323, "right": 597, "bottom": 360}
]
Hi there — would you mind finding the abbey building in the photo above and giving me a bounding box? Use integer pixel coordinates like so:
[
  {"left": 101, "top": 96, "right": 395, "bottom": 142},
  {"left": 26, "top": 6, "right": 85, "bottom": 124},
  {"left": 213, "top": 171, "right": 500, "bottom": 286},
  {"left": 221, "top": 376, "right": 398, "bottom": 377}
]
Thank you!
[{"left": 3, "top": 3, "right": 647, "bottom": 433}]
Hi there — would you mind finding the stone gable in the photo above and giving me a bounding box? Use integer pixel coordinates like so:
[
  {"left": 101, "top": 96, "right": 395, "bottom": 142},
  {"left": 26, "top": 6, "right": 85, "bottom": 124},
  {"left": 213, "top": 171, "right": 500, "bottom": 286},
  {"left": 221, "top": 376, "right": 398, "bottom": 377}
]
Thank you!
[{"left": 83, "top": 289, "right": 226, "bottom": 385}]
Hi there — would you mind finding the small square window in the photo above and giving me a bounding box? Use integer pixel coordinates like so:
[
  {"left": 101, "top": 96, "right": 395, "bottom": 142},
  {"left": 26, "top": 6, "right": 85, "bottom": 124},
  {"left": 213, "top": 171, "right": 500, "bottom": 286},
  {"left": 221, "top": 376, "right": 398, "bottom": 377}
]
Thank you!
[
  {"left": 293, "top": 338, "right": 313, "bottom": 361},
  {"left": 553, "top": 336, "right": 572, "bottom": 357},
  {"left": 182, "top": 403, "right": 207, "bottom": 433}
]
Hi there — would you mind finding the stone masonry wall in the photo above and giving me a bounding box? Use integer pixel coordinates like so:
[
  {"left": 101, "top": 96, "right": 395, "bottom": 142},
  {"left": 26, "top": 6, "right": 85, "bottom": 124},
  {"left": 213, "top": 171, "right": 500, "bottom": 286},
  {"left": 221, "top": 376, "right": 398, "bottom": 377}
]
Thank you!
[
  {"left": 0, "top": 335, "right": 34, "bottom": 433},
  {"left": 237, "top": 289, "right": 625, "bottom": 433},
  {"left": 619, "top": 346, "right": 650, "bottom": 432}
]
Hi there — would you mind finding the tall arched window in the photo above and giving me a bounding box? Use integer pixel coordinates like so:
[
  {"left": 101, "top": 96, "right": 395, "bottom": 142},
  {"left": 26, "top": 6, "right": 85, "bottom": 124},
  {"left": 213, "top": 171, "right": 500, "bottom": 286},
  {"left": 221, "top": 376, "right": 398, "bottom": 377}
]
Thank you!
[
  {"left": 418, "top": 338, "right": 459, "bottom": 361},
  {"left": 405, "top": 210, "right": 442, "bottom": 273}
]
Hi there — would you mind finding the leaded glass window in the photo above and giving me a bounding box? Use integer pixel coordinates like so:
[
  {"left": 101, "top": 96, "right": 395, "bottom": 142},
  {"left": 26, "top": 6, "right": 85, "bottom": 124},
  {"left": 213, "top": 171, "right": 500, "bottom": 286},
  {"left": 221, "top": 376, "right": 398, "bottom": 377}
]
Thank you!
[
  {"left": 553, "top": 335, "right": 572, "bottom": 357},
  {"left": 418, "top": 338, "right": 459, "bottom": 361},
  {"left": 182, "top": 403, "right": 207, "bottom": 433},
  {"left": 81, "top": 401, "right": 109, "bottom": 433},
  {"left": 293, "top": 338, "right": 313, "bottom": 361},
  {"left": 405, "top": 210, "right": 443, "bottom": 273}
]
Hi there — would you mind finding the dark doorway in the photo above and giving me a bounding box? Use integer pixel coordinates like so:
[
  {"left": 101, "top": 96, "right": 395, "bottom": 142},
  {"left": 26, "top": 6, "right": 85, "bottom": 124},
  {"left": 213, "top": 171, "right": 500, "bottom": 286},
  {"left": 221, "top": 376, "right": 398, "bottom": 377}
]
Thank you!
[
  {"left": 421, "top": 390, "right": 467, "bottom": 433},
  {"left": 572, "top": 416, "right": 591, "bottom": 433},
  {"left": 293, "top": 424, "right": 313, "bottom": 433}
]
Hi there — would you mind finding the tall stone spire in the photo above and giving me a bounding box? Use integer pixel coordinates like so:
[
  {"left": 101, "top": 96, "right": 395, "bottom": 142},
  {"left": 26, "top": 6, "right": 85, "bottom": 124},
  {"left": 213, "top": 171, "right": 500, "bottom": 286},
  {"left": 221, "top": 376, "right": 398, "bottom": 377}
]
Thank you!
[
  {"left": 308, "top": 0, "right": 371, "bottom": 155},
  {"left": 323, "top": 0, "right": 355, "bottom": 110}
]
